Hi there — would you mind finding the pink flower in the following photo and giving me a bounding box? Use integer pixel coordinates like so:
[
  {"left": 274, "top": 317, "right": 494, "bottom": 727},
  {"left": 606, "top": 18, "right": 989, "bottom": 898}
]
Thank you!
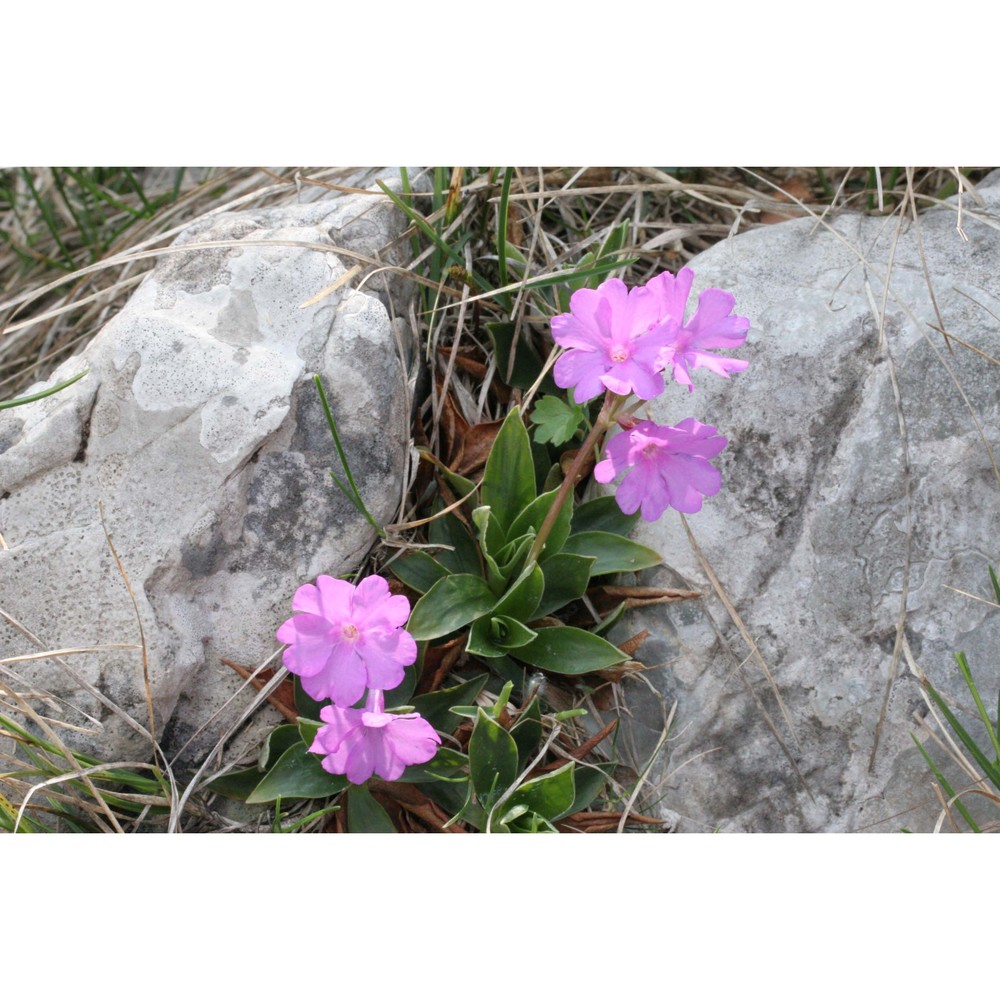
[
  {"left": 309, "top": 689, "right": 441, "bottom": 784},
  {"left": 551, "top": 278, "right": 670, "bottom": 403},
  {"left": 276, "top": 574, "right": 417, "bottom": 707},
  {"left": 594, "top": 418, "right": 728, "bottom": 521},
  {"left": 646, "top": 268, "right": 750, "bottom": 392}
]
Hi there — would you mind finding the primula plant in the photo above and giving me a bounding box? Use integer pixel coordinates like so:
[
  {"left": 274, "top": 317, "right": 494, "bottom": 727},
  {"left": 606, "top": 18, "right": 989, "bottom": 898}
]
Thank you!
[{"left": 210, "top": 184, "right": 749, "bottom": 833}]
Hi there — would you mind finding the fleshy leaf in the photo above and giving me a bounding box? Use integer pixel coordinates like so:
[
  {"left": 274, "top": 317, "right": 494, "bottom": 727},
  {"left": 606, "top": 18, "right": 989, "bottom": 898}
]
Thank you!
[
  {"left": 492, "top": 561, "right": 544, "bottom": 622},
  {"left": 513, "top": 625, "right": 628, "bottom": 674},
  {"left": 407, "top": 574, "right": 498, "bottom": 641},
  {"left": 508, "top": 488, "right": 574, "bottom": 560},
  {"left": 571, "top": 495, "right": 641, "bottom": 537},
  {"left": 412, "top": 674, "right": 489, "bottom": 732},
  {"left": 560, "top": 531, "right": 662, "bottom": 576},
  {"left": 469, "top": 708, "right": 519, "bottom": 803},
  {"left": 246, "top": 743, "right": 348, "bottom": 804},
  {"left": 535, "top": 552, "right": 595, "bottom": 618},
  {"left": 428, "top": 512, "right": 481, "bottom": 577},
  {"left": 502, "top": 761, "right": 575, "bottom": 821},
  {"left": 510, "top": 696, "right": 543, "bottom": 769},
  {"left": 259, "top": 724, "right": 304, "bottom": 770},
  {"left": 347, "top": 785, "right": 396, "bottom": 833},
  {"left": 480, "top": 406, "right": 536, "bottom": 536},
  {"left": 390, "top": 551, "right": 451, "bottom": 594}
]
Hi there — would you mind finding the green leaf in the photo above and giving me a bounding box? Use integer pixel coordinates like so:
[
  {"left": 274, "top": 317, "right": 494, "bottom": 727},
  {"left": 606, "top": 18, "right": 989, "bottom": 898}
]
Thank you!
[
  {"left": 490, "top": 616, "right": 538, "bottom": 649},
  {"left": 472, "top": 504, "right": 507, "bottom": 560},
  {"left": 486, "top": 321, "right": 558, "bottom": 393},
  {"left": 205, "top": 767, "right": 265, "bottom": 801},
  {"left": 428, "top": 512, "right": 481, "bottom": 576},
  {"left": 495, "top": 533, "right": 536, "bottom": 585},
  {"left": 514, "top": 626, "right": 628, "bottom": 674},
  {"left": 561, "top": 761, "right": 613, "bottom": 818},
  {"left": 298, "top": 719, "right": 322, "bottom": 748},
  {"left": 259, "top": 725, "right": 303, "bottom": 770},
  {"left": 392, "top": 746, "right": 469, "bottom": 783},
  {"left": 390, "top": 551, "right": 451, "bottom": 594},
  {"left": 466, "top": 616, "right": 509, "bottom": 659},
  {"left": 480, "top": 406, "right": 536, "bottom": 536},
  {"left": 503, "top": 761, "right": 575, "bottom": 821},
  {"left": 407, "top": 574, "right": 497, "bottom": 641},
  {"left": 508, "top": 488, "right": 573, "bottom": 560},
  {"left": 412, "top": 674, "right": 489, "bottom": 732},
  {"left": 561, "top": 531, "right": 662, "bottom": 576},
  {"left": 246, "top": 744, "right": 348, "bottom": 804},
  {"left": 510, "top": 697, "right": 543, "bottom": 769},
  {"left": 535, "top": 552, "right": 595, "bottom": 618},
  {"left": 530, "top": 396, "right": 587, "bottom": 446},
  {"left": 383, "top": 662, "right": 419, "bottom": 710},
  {"left": 469, "top": 708, "right": 519, "bottom": 803},
  {"left": 293, "top": 676, "right": 326, "bottom": 722},
  {"left": 347, "top": 785, "right": 396, "bottom": 832},
  {"left": 492, "top": 561, "right": 544, "bottom": 622},
  {"left": 572, "top": 495, "right": 640, "bottom": 537}
]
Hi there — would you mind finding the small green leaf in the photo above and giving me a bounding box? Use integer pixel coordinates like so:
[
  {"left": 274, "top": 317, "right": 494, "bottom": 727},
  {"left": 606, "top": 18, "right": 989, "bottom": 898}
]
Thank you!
[
  {"left": 510, "top": 696, "right": 543, "bottom": 769},
  {"left": 347, "top": 785, "right": 396, "bottom": 832},
  {"left": 412, "top": 674, "right": 489, "bottom": 732},
  {"left": 492, "top": 561, "right": 544, "bottom": 622},
  {"left": 428, "top": 512, "right": 481, "bottom": 576},
  {"left": 466, "top": 616, "right": 509, "bottom": 659},
  {"left": 407, "top": 574, "right": 498, "bottom": 641},
  {"left": 392, "top": 747, "right": 469, "bottom": 783},
  {"left": 508, "top": 488, "right": 573, "bottom": 560},
  {"left": 481, "top": 406, "right": 536, "bottom": 536},
  {"left": 473, "top": 504, "right": 507, "bottom": 560},
  {"left": 205, "top": 767, "right": 265, "bottom": 801},
  {"left": 383, "top": 662, "right": 419, "bottom": 710},
  {"left": 469, "top": 708, "right": 519, "bottom": 803},
  {"left": 535, "top": 552, "right": 595, "bottom": 618},
  {"left": 495, "top": 533, "right": 536, "bottom": 585},
  {"left": 530, "top": 396, "right": 588, "bottom": 446},
  {"left": 514, "top": 626, "right": 628, "bottom": 674},
  {"left": 572, "top": 495, "right": 640, "bottom": 537},
  {"left": 390, "top": 551, "right": 451, "bottom": 594},
  {"left": 259, "top": 725, "right": 303, "bottom": 770},
  {"left": 490, "top": 616, "right": 538, "bottom": 649},
  {"left": 561, "top": 761, "right": 613, "bottom": 818},
  {"left": 504, "top": 761, "right": 575, "bottom": 821},
  {"left": 561, "top": 531, "right": 662, "bottom": 576},
  {"left": 246, "top": 743, "right": 348, "bottom": 804},
  {"left": 293, "top": 676, "right": 326, "bottom": 722}
]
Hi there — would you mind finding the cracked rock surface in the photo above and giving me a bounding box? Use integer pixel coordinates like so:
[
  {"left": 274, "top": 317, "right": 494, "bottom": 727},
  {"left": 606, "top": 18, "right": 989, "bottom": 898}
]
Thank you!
[
  {"left": 615, "top": 175, "right": 1000, "bottom": 831},
  {"left": 0, "top": 170, "right": 417, "bottom": 767}
]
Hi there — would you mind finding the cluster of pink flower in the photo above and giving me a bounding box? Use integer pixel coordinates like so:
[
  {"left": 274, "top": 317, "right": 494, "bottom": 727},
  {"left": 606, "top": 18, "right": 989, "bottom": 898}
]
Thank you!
[
  {"left": 551, "top": 268, "right": 749, "bottom": 521},
  {"left": 277, "top": 574, "right": 439, "bottom": 783}
]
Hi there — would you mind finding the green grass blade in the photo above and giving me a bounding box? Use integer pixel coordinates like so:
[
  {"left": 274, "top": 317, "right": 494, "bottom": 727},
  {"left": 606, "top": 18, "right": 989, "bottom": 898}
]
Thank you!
[
  {"left": 313, "top": 375, "right": 384, "bottom": 538},
  {"left": 497, "top": 167, "right": 514, "bottom": 289},
  {"left": 64, "top": 167, "right": 142, "bottom": 219},
  {"left": 921, "top": 679, "right": 1000, "bottom": 789},
  {"left": 376, "top": 179, "right": 492, "bottom": 294},
  {"left": 910, "top": 733, "right": 980, "bottom": 832},
  {"left": 1, "top": 369, "right": 88, "bottom": 410},
  {"left": 20, "top": 168, "right": 74, "bottom": 269},
  {"left": 523, "top": 256, "right": 639, "bottom": 296},
  {"left": 953, "top": 652, "right": 1000, "bottom": 763},
  {"left": 50, "top": 169, "right": 98, "bottom": 253}
]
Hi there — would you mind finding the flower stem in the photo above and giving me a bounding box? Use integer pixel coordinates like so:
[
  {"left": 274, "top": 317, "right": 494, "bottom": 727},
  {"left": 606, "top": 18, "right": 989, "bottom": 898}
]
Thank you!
[{"left": 527, "top": 392, "right": 622, "bottom": 564}]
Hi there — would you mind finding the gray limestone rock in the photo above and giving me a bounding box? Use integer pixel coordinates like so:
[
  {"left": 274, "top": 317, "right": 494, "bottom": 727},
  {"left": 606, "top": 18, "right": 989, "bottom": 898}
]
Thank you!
[
  {"left": 0, "top": 171, "right": 418, "bottom": 768},
  {"left": 615, "top": 174, "right": 1000, "bottom": 832}
]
